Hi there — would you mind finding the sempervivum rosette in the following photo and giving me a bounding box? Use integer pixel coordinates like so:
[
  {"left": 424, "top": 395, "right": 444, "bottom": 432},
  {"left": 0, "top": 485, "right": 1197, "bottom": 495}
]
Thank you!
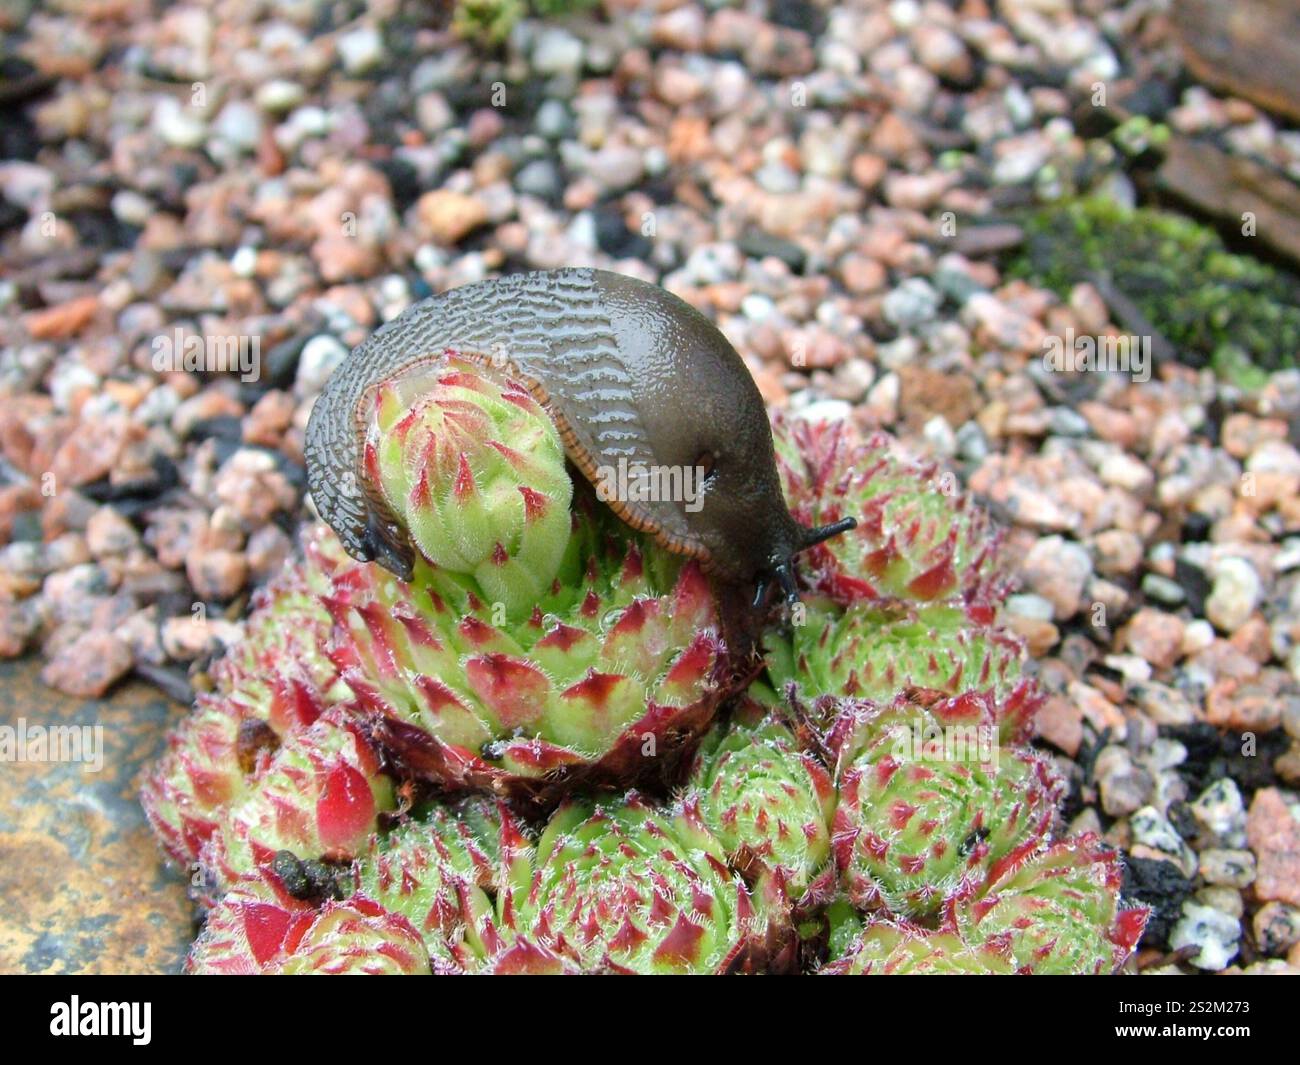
[
  {"left": 187, "top": 874, "right": 429, "bottom": 975},
  {"left": 685, "top": 698, "right": 835, "bottom": 904},
  {"left": 327, "top": 492, "right": 734, "bottom": 804},
  {"left": 828, "top": 689, "right": 1062, "bottom": 917},
  {"left": 772, "top": 416, "right": 1006, "bottom": 614},
  {"left": 364, "top": 359, "right": 573, "bottom": 618},
  {"left": 355, "top": 797, "right": 518, "bottom": 973},
  {"left": 946, "top": 836, "right": 1149, "bottom": 975},
  {"left": 197, "top": 707, "right": 395, "bottom": 897},
  {"left": 141, "top": 527, "right": 352, "bottom": 872},
  {"left": 505, "top": 793, "right": 793, "bottom": 974},
  {"left": 762, "top": 600, "right": 1039, "bottom": 736},
  {"left": 820, "top": 922, "right": 1016, "bottom": 975}
]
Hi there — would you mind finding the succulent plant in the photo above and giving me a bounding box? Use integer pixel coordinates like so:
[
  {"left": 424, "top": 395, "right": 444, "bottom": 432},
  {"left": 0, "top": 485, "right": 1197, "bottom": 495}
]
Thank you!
[
  {"left": 773, "top": 416, "right": 1006, "bottom": 615},
  {"left": 276, "top": 897, "right": 431, "bottom": 975},
  {"left": 821, "top": 922, "right": 1016, "bottom": 975},
  {"left": 507, "top": 792, "right": 792, "bottom": 974},
  {"left": 355, "top": 797, "right": 516, "bottom": 973},
  {"left": 326, "top": 493, "right": 733, "bottom": 803},
  {"left": 947, "top": 836, "right": 1149, "bottom": 975},
  {"left": 187, "top": 874, "right": 429, "bottom": 975},
  {"left": 364, "top": 360, "right": 573, "bottom": 620},
  {"left": 197, "top": 708, "right": 395, "bottom": 897},
  {"left": 146, "top": 354, "right": 1150, "bottom": 973},
  {"left": 829, "top": 689, "right": 1062, "bottom": 917},
  {"left": 762, "top": 600, "right": 1039, "bottom": 736},
  {"left": 685, "top": 698, "right": 835, "bottom": 903},
  {"left": 142, "top": 527, "right": 353, "bottom": 872}
]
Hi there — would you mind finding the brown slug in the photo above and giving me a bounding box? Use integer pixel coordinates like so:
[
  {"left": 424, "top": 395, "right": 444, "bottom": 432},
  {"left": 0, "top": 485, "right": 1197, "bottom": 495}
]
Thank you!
[{"left": 304, "top": 268, "right": 854, "bottom": 606}]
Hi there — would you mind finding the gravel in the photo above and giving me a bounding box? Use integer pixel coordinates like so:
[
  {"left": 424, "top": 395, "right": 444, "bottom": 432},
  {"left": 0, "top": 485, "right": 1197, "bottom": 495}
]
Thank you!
[{"left": 1, "top": 0, "right": 1298, "bottom": 974}]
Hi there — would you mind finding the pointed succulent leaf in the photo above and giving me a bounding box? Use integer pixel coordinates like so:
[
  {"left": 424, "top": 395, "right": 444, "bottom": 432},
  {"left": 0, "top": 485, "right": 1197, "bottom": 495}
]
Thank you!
[{"left": 948, "top": 835, "right": 1149, "bottom": 974}]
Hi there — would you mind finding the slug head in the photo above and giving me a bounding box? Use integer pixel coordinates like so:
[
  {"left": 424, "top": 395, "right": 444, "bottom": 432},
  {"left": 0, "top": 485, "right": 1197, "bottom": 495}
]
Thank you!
[{"left": 751, "top": 515, "right": 858, "bottom": 609}]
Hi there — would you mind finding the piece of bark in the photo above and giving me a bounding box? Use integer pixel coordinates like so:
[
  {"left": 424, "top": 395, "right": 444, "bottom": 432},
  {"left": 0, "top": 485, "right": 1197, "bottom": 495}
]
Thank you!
[
  {"left": 1157, "top": 136, "right": 1300, "bottom": 268},
  {"left": 1173, "top": 0, "right": 1300, "bottom": 124}
]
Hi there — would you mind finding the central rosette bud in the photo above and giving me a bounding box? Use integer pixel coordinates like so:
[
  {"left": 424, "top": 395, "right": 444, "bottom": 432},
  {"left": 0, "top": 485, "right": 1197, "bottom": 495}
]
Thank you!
[{"left": 365, "top": 357, "right": 573, "bottom": 619}]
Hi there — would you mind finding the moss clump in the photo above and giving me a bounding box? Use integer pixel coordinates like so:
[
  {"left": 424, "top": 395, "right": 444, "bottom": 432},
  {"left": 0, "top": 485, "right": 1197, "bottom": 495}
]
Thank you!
[
  {"left": 1012, "top": 197, "right": 1300, "bottom": 381},
  {"left": 451, "top": 0, "right": 598, "bottom": 46}
]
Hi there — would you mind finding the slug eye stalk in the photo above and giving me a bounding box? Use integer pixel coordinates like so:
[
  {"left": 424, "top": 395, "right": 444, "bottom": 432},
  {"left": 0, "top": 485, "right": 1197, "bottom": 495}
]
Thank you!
[{"left": 752, "top": 516, "right": 858, "bottom": 608}]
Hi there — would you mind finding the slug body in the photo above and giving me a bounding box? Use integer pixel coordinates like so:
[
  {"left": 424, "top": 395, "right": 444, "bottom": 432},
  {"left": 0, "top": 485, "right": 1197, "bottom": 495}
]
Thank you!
[{"left": 305, "top": 268, "right": 853, "bottom": 603}]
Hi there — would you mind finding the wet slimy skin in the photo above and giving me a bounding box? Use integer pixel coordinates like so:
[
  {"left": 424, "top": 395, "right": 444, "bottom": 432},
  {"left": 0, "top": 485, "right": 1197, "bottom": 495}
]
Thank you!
[{"left": 304, "top": 268, "right": 854, "bottom": 605}]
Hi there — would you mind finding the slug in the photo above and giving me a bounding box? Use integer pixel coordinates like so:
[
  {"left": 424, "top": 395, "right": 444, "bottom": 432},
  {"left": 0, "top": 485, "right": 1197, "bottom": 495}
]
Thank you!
[{"left": 304, "top": 268, "right": 855, "bottom": 606}]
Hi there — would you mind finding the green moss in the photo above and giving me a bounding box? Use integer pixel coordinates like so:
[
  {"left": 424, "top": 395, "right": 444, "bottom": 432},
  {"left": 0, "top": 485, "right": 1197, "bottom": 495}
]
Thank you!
[
  {"left": 1011, "top": 197, "right": 1300, "bottom": 380},
  {"left": 452, "top": 0, "right": 525, "bottom": 44},
  {"left": 451, "top": 0, "right": 598, "bottom": 45}
]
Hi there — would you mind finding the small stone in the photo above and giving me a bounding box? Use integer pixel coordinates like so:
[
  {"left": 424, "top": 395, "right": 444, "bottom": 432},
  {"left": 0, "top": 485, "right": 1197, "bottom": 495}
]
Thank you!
[
  {"left": 185, "top": 547, "right": 248, "bottom": 601},
  {"left": 40, "top": 630, "right": 132, "bottom": 698},
  {"left": 584, "top": 144, "right": 644, "bottom": 191},
  {"left": 337, "top": 25, "right": 386, "bottom": 75},
  {"left": 1020, "top": 535, "right": 1093, "bottom": 619},
  {"left": 1247, "top": 788, "right": 1300, "bottom": 908},
  {"left": 86, "top": 506, "right": 139, "bottom": 558},
  {"left": 1193, "top": 778, "right": 1247, "bottom": 847},
  {"left": 1140, "top": 573, "right": 1186, "bottom": 606},
  {"left": 882, "top": 278, "right": 941, "bottom": 329},
  {"left": 1130, "top": 681, "right": 1197, "bottom": 726},
  {"left": 212, "top": 100, "right": 262, "bottom": 152},
  {"left": 246, "top": 524, "right": 292, "bottom": 580},
  {"left": 255, "top": 80, "right": 306, "bottom": 114},
  {"left": 1120, "top": 608, "right": 1185, "bottom": 671},
  {"left": 1205, "top": 557, "right": 1261, "bottom": 632},
  {"left": 1170, "top": 902, "right": 1240, "bottom": 970},
  {"left": 912, "top": 24, "right": 971, "bottom": 81},
  {"left": 24, "top": 295, "right": 100, "bottom": 340},
  {"left": 416, "top": 189, "right": 489, "bottom": 245},
  {"left": 294, "top": 334, "right": 348, "bottom": 396},
  {"left": 161, "top": 616, "right": 245, "bottom": 661},
  {"left": 0, "top": 601, "right": 40, "bottom": 659},
  {"left": 533, "top": 28, "right": 584, "bottom": 78},
  {"left": 1095, "top": 745, "right": 1153, "bottom": 817},
  {"left": 1199, "top": 848, "right": 1256, "bottom": 888},
  {"left": 1034, "top": 694, "right": 1082, "bottom": 756},
  {"left": 1253, "top": 902, "right": 1300, "bottom": 956},
  {"left": 1195, "top": 884, "right": 1244, "bottom": 921},
  {"left": 1181, "top": 619, "right": 1215, "bottom": 656},
  {"left": 1131, "top": 805, "right": 1196, "bottom": 876},
  {"left": 1092, "top": 529, "right": 1141, "bottom": 576},
  {"left": 152, "top": 97, "right": 206, "bottom": 149}
]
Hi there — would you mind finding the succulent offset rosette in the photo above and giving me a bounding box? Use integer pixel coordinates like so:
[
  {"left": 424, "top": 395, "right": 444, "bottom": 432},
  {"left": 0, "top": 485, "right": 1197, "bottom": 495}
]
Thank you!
[
  {"left": 364, "top": 359, "right": 573, "bottom": 619},
  {"left": 763, "top": 600, "right": 1040, "bottom": 736},
  {"left": 505, "top": 793, "right": 793, "bottom": 974},
  {"left": 685, "top": 698, "right": 835, "bottom": 905},
  {"left": 355, "top": 797, "right": 518, "bottom": 973},
  {"left": 821, "top": 922, "right": 1016, "bottom": 975},
  {"left": 772, "top": 416, "right": 1006, "bottom": 616},
  {"left": 141, "top": 695, "right": 252, "bottom": 872},
  {"left": 197, "top": 708, "right": 395, "bottom": 898},
  {"left": 187, "top": 873, "right": 429, "bottom": 975},
  {"left": 319, "top": 355, "right": 741, "bottom": 803},
  {"left": 946, "top": 836, "right": 1149, "bottom": 974},
  {"left": 828, "top": 689, "right": 1062, "bottom": 918},
  {"left": 142, "top": 527, "right": 353, "bottom": 872}
]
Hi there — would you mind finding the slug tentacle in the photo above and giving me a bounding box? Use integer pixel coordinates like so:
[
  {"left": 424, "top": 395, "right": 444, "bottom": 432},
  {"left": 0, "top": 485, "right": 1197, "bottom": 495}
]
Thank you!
[{"left": 304, "top": 268, "right": 857, "bottom": 605}]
